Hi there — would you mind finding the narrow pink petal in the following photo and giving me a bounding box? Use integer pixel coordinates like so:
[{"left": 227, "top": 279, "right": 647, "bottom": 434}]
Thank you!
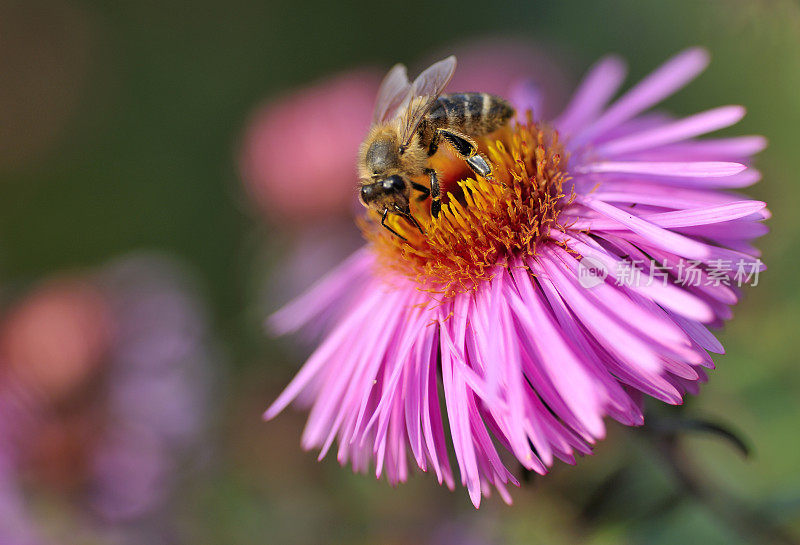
[
  {"left": 612, "top": 229, "right": 765, "bottom": 272},
  {"left": 551, "top": 230, "right": 715, "bottom": 322},
  {"left": 310, "top": 289, "right": 412, "bottom": 456},
  {"left": 573, "top": 168, "right": 762, "bottom": 191},
  {"left": 678, "top": 220, "right": 769, "bottom": 240},
  {"left": 466, "top": 399, "right": 517, "bottom": 491},
  {"left": 576, "top": 161, "right": 746, "bottom": 177},
  {"left": 532, "top": 251, "right": 664, "bottom": 374},
  {"left": 403, "top": 360, "right": 424, "bottom": 469},
  {"left": 343, "top": 291, "right": 419, "bottom": 446},
  {"left": 505, "top": 266, "right": 606, "bottom": 438},
  {"left": 569, "top": 201, "right": 766, "bottom": 231},
  {"left": 572, "top": 48, "right": 710, "bottom": 146},
  {"left": 547, "top": 246, "right": 699, "bottom": 355},
  {"left": 589, "top": 182, "right": 748, "bottom": 209},
  {"left": 575, "top": 196, "right": 712, "bottom": 260},
  {"left": 264, "top": 287, "right": 382, "bottom": 419},
  {"left": 596, "top": 105, "right": 745, "bottom": 156},
  {"left": 268, "top": 248, "right": 371, "bottom": 335},
  {"left": 554, "top": 55, "right": 627, "bottom": 134},
  {"left": 492, "top": 274, "right": 535, "bottom": 461},
  {"left": 441, "top": 347, "right": 481, "bottom": 506},
  {"left": 667, "top": 311, "right": 725, "bottom": 354},
  {"left": 623, "top": 135, "right": 767, "bottom": 160},
  {"left": 532, "top": 259, "right": 683, "bottom": 403},
  {"left": 420, "top": 322, "right": 454, "bottom": 488},
  {"left": 363, "top": 301, "right": 430, "bottom": 443}
]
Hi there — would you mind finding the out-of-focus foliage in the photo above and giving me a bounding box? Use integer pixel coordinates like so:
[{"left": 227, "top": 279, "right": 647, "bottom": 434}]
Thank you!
[{"left": 0, "top": 0, "right": 798, "bottom": 543}]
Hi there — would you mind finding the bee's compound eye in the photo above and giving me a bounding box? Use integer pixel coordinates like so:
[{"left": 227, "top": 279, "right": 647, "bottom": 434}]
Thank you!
[
  {"left": 360, "top": 184, "right": 376, "bottom": 204},
  {"left": 384, "top": 175, "right": 405, "bottom": 192}
]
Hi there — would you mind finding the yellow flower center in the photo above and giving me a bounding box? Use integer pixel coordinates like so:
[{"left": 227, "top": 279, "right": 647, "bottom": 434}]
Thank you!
[{"left": 360, "top": 116, "right": 571, "bottom": 297}]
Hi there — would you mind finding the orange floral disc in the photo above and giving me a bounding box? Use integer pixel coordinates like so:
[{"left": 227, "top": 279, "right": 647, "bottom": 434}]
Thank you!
[{"left": 360, "top": 115, "right": 572, "bottom": 297}]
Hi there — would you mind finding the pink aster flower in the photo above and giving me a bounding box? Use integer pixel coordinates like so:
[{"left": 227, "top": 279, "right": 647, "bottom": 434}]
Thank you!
[{"left": 264, "top": 48, "right": 768, "bottom": 507}]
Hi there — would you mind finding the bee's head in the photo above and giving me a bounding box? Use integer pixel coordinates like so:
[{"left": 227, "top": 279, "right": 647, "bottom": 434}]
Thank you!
[{"left": 359, "top": 174, "right": 408, "bottom": 209}]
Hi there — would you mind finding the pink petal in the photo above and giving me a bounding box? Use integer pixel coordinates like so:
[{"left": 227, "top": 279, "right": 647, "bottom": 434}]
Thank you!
[
  {"left": 596, "top": 105, "right": 746, "bottom": 156},
  {"left": 574, "top": 196, "right": 714, "bottom": 260},
  {"left": 572, "top": 48, "right": 710, "bottom": 146},
  {"left": 576, "top": 161, "right": 746, "bottom": 178},
  {"left": 569, "top": 201, "right": 766, "bottom": 230},
  {"left": 554, "top": 55, "right": 627, "bottom": 134},
  {"left": 622, "top": 135, "right": 767, "bottom": 160},
  {"left": 551, "top": 230, "right": 716, "bottom": 322}
]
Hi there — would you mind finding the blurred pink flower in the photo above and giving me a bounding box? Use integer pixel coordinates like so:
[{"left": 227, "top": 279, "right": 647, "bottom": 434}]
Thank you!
[
  {"left": 239, "top": 40, "right": 571, "bottom": 227},
  {"left": 239, "top": 70, "right": 380, "bottom": 222},
  {"left": 0, "top": 278, "right": 112, "bottom": 404}
]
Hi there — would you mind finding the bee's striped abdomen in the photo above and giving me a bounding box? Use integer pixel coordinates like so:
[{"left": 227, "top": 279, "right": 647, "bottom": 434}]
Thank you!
[{"left": 420, "top": 93, "right": 514, "bottom": 154}]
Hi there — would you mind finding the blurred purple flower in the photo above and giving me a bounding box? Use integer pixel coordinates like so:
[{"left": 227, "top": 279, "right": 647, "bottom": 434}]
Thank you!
[
  {"left": 0, "top": 254, "right": 215, "bottom": 543},
  {"left": 89, "top": 254, "right": 214, "bottom": 523},
  {"left": 265, "top": 48, "right": 768, "bottom": 507}
]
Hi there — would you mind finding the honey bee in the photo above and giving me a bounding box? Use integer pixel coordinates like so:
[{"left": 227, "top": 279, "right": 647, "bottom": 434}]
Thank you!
[{"left": 358, "top": 55, "right": 515, "bottom": 240}]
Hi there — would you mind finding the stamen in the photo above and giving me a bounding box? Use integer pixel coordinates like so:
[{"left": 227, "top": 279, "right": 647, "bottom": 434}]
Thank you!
[{"left": 360, "top": 117, "right": 571, "bottom": 297}]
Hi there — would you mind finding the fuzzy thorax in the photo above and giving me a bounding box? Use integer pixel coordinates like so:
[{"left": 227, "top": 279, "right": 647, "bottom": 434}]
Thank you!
[{"left": 361, "top": 116, "right": 571, "bottom": 297}]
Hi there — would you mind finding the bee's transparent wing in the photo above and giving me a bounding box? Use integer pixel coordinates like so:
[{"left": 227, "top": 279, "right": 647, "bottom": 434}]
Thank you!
[
  {"left": 372, "top": 63, "right": 412, "bottom": 125},
  {"left": 399, "top": 55, "right": 457, "bottom": 146}
]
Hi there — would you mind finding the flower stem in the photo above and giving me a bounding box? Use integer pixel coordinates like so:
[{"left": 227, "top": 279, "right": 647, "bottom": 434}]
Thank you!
[{"left": 649, "top": 429, "right": 799, "bottom": 545}]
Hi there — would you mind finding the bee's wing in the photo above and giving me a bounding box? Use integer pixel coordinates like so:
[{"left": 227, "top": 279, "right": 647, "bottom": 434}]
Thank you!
[
  {"left": 399, "top": 55, "right": 457, "bottom": 147},
  {"left": 372, "top": 63, "right": 412, "bottom": 125}
]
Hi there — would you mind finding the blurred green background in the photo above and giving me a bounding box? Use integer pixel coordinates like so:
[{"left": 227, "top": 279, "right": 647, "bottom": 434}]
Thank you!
[{"left": 1, "top": 0, "right": 798, "bottom": 543}]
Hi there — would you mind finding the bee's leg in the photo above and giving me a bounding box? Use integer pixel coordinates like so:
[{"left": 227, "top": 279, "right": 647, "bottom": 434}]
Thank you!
[
  {"left": 437, "top": 128, "right": 478, "bottom": 158},
  {"left": 427, "top": 133, "right": 439, "bottom": 156},
  {"left": 381, "top": 209, "right": 407, "bottom": 241},
  {"left": 466, "top": 155, "right": 492, "bottom": 177},
  {"left": 425, "top": 168, "right": 441, "bottom": 218},
  {"left": 410, "top": 181, "right": 430, "bottom": 202},
  {"left": 437, "top": 128, "right": 494, "bottom": 179}
]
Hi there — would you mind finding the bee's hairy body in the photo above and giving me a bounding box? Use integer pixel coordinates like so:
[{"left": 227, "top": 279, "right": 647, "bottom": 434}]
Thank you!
[
  {"left": 359, "top": 93, "right": 514, "bottom": 178},
  {"left": 358, "top": 93, "right": 514, "bottom": 239}
]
